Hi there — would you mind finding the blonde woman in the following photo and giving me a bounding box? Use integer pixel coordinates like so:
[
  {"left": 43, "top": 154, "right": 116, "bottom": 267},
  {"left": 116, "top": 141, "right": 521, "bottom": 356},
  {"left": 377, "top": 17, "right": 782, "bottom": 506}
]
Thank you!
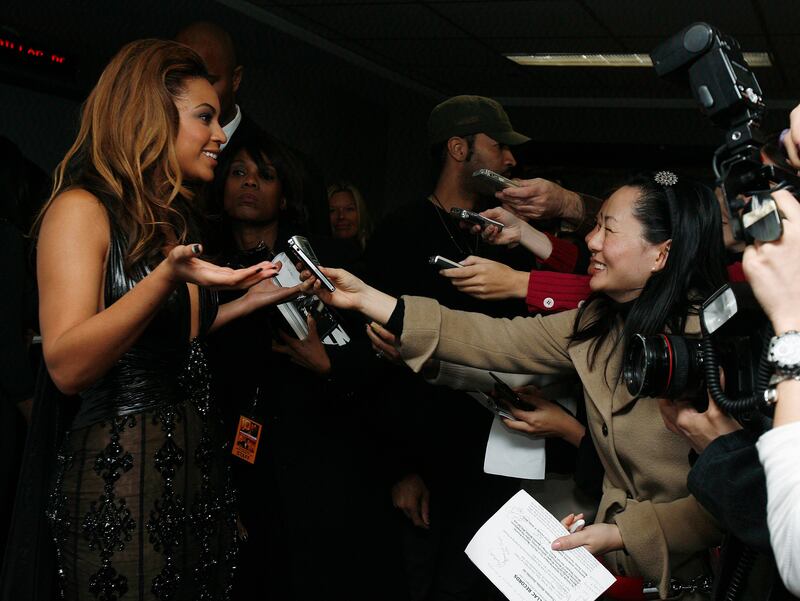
[{"left": 327, "top": 181, "right": 373, "bottom": 249}]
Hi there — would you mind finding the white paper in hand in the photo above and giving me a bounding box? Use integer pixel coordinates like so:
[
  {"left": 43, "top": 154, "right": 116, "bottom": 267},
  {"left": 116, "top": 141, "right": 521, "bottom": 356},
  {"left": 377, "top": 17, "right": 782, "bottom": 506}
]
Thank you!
[
  {"left": 465, "top": 490, "right": 615, "bottom": 601},
  {"left": 483, "top": 414, "right": 546, "bottom": 480}
]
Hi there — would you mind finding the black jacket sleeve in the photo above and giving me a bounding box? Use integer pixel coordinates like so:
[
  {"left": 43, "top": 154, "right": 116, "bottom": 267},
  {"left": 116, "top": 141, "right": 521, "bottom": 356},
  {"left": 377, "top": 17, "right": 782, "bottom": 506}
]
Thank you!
[{"left": 687, "top": 429, "right": 771, "bottom": 553}]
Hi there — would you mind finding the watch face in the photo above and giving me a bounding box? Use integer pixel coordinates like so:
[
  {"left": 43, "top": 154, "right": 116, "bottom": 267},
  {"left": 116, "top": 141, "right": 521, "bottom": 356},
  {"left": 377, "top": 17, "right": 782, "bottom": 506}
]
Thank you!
[{"left": 772, "top": 333, "right": 800, "bottom": 368}]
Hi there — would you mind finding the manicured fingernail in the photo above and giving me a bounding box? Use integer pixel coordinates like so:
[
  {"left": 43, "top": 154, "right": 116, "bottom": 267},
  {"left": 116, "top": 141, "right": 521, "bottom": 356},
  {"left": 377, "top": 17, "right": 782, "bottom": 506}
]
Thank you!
[
  {"left": 255, "top": 267, "right": 263, "bottom": 273},
  {"left": 192, "top": 244, "right": 201, "bottom": 254},
  {"left": 551, "top": 541, "right": 562, "bottom": 550}
]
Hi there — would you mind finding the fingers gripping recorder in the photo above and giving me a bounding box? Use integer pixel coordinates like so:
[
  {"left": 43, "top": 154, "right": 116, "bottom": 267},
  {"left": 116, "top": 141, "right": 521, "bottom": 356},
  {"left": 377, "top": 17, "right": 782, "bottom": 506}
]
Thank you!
[
  {"left": 288, "top": 235, "right": 335, "bottom": 292},
  {"left": 743, "top": 192, "right": 783, "bottom": 242}
]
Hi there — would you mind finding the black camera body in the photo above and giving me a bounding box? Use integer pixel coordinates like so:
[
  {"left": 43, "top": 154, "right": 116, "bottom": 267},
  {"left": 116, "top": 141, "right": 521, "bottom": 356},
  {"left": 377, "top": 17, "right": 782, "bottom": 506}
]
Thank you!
[
  {"left": 622, "top": 23, "right": 795, "bottom": 414},
  {"left": 652, "top": 22, "right": 800, "bottom": 244},
  {"left": 624, "top": 283, "right": 769, "bottom": 413},
  {"left": 651, "top": 23, "right": 764, "bottom": 129}
]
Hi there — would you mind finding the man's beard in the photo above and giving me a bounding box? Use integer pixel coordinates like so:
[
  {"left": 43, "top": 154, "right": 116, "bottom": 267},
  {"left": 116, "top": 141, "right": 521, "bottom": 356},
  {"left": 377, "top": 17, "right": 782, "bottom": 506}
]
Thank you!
[{"left": 460, "top": 163, "right": 502, "bottom": 210}]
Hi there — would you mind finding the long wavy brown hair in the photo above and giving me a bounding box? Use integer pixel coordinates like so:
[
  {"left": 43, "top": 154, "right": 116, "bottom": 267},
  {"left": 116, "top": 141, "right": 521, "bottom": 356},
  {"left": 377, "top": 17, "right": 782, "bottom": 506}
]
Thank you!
[{"left": 35, "top": 39, "right": 210, "bottom": 270}]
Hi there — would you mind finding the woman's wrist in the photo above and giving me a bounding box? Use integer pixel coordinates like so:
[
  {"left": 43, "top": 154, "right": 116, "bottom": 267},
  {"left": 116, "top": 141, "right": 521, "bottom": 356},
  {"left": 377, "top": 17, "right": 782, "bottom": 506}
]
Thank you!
[
  {"left": 771, "top": 316, "right": 800, "bottom": 336},
  {"left": 519, "top": 223, "right": 553, "bottom": 260},
  {"left": 230, "top": 292, "right": 253, "bottom": 316},
  {"left": 773, "top": 379, "right": 800, "bottom": 427},
  {"left": 510, "top": 269, "right": 530, "bottom": 299},
  {"left": 156, "top": 254, "right": 186, "bottom": 288},
  {"left": 560, "top": 415, "right": 586, "bottom": 448},
  {"left": 357, "top": 285, "right": 398, "bottom": 325}
]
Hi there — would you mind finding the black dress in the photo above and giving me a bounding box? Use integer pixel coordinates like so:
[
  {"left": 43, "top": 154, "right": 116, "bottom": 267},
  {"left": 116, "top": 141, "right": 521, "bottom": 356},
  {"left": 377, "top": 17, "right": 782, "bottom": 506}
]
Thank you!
[{"left": 45, "top": 211, "right": 236, "bottom": 601}]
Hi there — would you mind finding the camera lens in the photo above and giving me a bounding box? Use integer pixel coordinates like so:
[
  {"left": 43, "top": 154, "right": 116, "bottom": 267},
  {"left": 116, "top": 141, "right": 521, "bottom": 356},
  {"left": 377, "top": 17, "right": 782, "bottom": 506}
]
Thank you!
[{"left": 624, "top": 334, "right": 704, "bottom": 398}]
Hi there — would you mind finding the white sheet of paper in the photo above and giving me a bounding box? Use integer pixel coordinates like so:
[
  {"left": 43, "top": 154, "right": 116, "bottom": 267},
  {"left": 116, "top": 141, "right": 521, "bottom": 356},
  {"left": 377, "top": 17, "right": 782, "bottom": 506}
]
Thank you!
[
  {"left": 483, "top": 413, "right": 546, "bottom": 480},
  {"left": 466, "top": 490, "right": 615, "bottom": 601}
]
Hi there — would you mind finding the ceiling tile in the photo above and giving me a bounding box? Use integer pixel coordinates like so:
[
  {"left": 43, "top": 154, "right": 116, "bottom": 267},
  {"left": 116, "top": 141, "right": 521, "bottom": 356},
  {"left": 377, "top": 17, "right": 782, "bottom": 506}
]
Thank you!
[
  {"left": 357, "top": 37, "right": 500, "bottom": 67},
  {"left": 771, "top": 36, "right": 800, "bottom": 66},
  {"left": 583, "top": 0, "right": 763, "bottom": 38},
  {"left": 758, "top": 1, "right": 800, "bottom": 35},
  {"left": 432, "top": 1, "right": 605, "bottom": 38},
  {"left": 283, "top": 3, "right": 466, "bottom": 38}
]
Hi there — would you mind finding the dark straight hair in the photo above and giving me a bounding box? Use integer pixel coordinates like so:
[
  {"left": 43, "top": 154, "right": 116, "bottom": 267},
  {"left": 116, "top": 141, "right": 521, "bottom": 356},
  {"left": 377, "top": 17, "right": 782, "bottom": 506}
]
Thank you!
[
  {"left": 211, "top": 131, "right": 308, "bottom": 232},
  {"left": 570, "top": 174, "right": 729, "bottom": 372}
]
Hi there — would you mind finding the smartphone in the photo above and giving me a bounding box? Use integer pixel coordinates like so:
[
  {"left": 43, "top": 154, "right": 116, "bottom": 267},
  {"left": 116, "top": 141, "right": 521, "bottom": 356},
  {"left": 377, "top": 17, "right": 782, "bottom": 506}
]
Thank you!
[
  {"left": 449, "top": 207, "right": 505, "bottom": 232},
  {"left": 473, "top": 392, "right": 516, "bottom": 420},
  {"left": 472, "top": 168, "right": 521, "bottom": 191},
  {"left": 428, "top": 255, "right": 463, "bottom": 270},
  {"left": 488, "top": 372, "right": 528, "bottom": 410},
  {"left": 287, "top": 235, "right": 336, "bottom": 293}
]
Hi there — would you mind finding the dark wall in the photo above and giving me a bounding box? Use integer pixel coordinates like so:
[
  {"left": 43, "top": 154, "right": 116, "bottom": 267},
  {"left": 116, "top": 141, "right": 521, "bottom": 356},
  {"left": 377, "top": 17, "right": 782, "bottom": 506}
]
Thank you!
[
  {"left": 0, "top": 0, "right": 436, "bottom": 227},
  {"left": 5, "top": 1, "right": 791, "bottom": 224}
]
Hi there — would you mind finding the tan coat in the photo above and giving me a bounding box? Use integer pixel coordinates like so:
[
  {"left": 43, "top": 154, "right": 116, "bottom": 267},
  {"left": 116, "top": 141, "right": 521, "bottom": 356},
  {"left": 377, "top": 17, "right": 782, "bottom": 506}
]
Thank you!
[{"left": 398, "top": 296, "right": 722, "bottom": 598}]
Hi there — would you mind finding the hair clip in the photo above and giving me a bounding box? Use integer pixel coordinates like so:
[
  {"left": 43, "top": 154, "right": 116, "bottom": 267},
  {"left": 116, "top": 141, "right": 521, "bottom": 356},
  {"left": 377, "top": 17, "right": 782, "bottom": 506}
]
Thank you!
[{"left": 654, "top": 171, "right": 678, "bottom": 187}]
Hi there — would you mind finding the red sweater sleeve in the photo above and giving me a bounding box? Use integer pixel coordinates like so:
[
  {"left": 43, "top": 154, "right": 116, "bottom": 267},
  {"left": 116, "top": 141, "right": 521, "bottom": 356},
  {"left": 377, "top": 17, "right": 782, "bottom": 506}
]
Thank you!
[
  {"left": 527, "top": 262, "right": 744, "bottom": 315},
  {"left": 726, "top": 261, "right": 745, "bottom": 282},
  {"left": 526, "top": 271, "right": 591, "bottom": 314},
  {"left": 540, "top": 232, "right": 579, "bottom": 273}
]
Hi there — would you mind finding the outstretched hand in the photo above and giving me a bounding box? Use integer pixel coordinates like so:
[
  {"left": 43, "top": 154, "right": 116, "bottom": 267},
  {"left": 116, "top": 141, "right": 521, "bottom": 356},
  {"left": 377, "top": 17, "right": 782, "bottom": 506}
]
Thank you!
[
  {"left": 299, "top": 265, "right": 399, "bottom": 324},
  {"left": 469, "top": 206, "right": 524, "bottom": 246},
  {"left": 440, "top": 255, "right": 528, "bottom": 300},
  {"left": 166, "top": 244, "right": 279, "bottom": 290},
  {"left": 241, "top": 266, "right": 302, "bottom": 311},
  {"left": 299, "top": 266, "right": 367, "bottom": 311},
  {"left": 496, "top": 178, "right": 581, "bottom": 222}
]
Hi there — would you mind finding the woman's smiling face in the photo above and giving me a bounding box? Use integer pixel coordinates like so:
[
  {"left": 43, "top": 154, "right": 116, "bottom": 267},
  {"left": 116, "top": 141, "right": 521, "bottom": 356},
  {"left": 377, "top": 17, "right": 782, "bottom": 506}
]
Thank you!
[
  {"left": 585, "top": 185, "right": 670, "bottom": 303},
  {"left": 174, "top": 77, "right": 226, "bottom": 183}
]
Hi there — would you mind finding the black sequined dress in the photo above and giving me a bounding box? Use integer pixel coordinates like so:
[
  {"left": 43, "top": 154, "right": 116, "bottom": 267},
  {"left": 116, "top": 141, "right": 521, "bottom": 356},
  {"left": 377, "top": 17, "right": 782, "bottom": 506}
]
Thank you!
[{"left": 46, "top": 213, "right": 236, "bottom": 601}]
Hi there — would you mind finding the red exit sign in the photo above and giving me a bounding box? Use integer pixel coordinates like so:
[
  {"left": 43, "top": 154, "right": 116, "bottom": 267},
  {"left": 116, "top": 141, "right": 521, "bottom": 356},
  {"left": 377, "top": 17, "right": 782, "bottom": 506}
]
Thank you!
[{"left": 0, "top": 33, "right": 69, "bottom": 68}]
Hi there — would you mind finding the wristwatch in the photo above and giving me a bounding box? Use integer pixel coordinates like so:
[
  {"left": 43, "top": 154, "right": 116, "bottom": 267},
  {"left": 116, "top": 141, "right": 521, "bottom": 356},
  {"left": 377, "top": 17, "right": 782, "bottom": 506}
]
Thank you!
[
  {"left": 768, "top": 330, "right": 800, "bottom": 376},
  {"left": 765, "top": 372, "right": 800, "bottom": 405}
]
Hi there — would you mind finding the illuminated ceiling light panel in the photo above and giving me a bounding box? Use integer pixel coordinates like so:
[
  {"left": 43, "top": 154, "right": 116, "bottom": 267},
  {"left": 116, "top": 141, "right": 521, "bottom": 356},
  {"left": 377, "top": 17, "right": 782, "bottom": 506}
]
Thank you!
[{"left": 506, "top": 52, "right": 772, "bottom": 67}]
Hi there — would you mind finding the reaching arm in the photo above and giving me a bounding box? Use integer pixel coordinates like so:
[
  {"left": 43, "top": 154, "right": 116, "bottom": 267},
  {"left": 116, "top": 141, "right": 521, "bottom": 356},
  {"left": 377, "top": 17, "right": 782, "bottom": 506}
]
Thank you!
[
  {"left": 210, "top": 277, "right": 301, "bottom": 333},
  {"left": 304, "top": 267, "right": 575, "bottom": 375},
  {"left": 38, "top": 190, "right": 276, "bottom": 394}
]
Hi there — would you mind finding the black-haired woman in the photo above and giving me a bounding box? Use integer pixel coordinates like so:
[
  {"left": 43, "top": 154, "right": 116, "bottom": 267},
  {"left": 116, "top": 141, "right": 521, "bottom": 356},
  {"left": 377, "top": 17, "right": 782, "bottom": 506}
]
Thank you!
[
  {"left": 302, "top": 173, "right": 728, "bottom": 599},
  {"left": 208, "top": 132, "right": 403, "bottom": 599}
]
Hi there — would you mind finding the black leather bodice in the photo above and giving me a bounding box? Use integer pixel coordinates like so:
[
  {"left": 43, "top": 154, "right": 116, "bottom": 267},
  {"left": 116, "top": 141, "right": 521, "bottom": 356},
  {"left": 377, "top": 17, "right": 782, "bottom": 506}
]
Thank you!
[{"left": 72, "top": 213, "right": 218, "bottom": 428}]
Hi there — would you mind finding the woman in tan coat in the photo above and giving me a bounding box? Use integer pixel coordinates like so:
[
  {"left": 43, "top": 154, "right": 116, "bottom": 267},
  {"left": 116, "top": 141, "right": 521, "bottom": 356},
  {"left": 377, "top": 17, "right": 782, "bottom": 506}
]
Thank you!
[{"left": 304, "top": 173, "right": 730, "bottom": 599}]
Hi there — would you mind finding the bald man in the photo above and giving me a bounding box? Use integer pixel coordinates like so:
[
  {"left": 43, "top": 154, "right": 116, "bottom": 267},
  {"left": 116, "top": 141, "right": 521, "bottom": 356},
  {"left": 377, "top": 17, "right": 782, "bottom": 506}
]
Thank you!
[{"left": 176, "top": 21, "right": 249, "bottom": 149}]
